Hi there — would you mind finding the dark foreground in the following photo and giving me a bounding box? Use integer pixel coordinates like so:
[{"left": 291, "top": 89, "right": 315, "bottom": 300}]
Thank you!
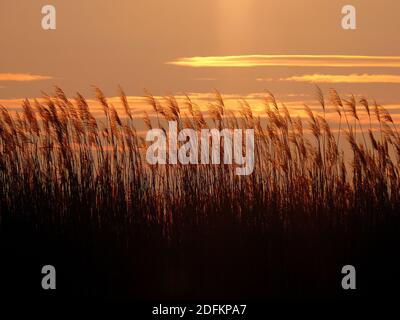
[{"left": 1, "top": 207, "right": 399, "bottom": 302}]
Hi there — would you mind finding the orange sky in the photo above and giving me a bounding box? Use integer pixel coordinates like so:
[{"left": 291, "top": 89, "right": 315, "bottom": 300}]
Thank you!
[{"left": 1, "top": 0, "right": 400, "bottom": 109}]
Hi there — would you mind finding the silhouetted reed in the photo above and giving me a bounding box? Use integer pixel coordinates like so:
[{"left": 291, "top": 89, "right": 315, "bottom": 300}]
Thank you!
[{"left": 1, "top": 86, "right": 399, "bottom": 299}]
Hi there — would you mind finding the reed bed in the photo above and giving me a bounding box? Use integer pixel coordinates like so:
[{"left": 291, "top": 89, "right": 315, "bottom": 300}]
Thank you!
[{"left": 0, "top": 86, "right": 399, "bottom": 298}]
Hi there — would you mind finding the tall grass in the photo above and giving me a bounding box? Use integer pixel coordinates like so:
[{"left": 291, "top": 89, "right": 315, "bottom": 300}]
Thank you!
[{"left": 0, "top": 86, "right": 399, "bottom": 298}]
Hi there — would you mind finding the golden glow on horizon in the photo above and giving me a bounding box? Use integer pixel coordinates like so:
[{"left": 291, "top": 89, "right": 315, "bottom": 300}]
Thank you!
[
  {"left": 0, "top": 73, "right": 52, "bottom": 82},
  {"left": 167, "top": 55, "right": 400, "bottom": 68}
]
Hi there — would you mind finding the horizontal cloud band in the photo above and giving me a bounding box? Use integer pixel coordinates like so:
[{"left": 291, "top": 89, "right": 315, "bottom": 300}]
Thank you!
[
  {"left": 168, "top": 55, "right": 400, "bottom": 68},
  {"left": 0, "top": 73, "right": 52, "bottom": 82},
  {"left": 281, "top": 73, "right": 400, "bottom": 83}
]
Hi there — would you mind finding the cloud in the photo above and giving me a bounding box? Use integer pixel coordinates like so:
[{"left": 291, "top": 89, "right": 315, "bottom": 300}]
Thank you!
[
  {"left": 194, "top": 77, "right": 216, "bottom": 81},
  {"left": 0, "top": 73, "right": 52, "bottom": 82},
  {"left": 167, "top": 55, "right": 400, "bottom": 68},
  {"left": 256, "top": 78, "right": 274, "bottom": 82},
  {"left": 281, "top": 73, "right": 400, "bottom": 83},
  {"left": 286, "top": 93, "right": 310, "bottom": 97}
]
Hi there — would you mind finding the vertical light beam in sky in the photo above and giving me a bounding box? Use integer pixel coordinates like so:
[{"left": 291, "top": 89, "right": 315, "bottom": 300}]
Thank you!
[{"left": 216, "top": 0, "right": 256, "bottom": 51}]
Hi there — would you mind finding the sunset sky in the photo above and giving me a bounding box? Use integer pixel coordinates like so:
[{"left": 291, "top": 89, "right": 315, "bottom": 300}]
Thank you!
[{"left": 1, "top": 0, "right": 400, "bottom": 119}]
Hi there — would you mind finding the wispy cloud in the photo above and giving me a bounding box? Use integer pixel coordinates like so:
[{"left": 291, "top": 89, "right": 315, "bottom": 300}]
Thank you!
[
  {"left": 194, "top": 77, "right": 216, "bottom": 81},
  {"left": 0, "top": 73, "right": 52, "bottom": 82},
  {"left": 256, "top": 78, "right": 274, "bottom": 82},
  {"left": 281, "top": 73, "right": 400, "bottom": 83},
  {"left": 167, "top": 55, "right": 400, "bottom": 68}
]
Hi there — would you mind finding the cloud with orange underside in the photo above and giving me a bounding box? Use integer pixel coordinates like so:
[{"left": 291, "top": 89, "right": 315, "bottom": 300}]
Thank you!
[
  {"left": 167, "top": 55, "right": 400, "bottom": 68},
  {"left": 0, "top": 73, "right": 52, "bottom": 82}
]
